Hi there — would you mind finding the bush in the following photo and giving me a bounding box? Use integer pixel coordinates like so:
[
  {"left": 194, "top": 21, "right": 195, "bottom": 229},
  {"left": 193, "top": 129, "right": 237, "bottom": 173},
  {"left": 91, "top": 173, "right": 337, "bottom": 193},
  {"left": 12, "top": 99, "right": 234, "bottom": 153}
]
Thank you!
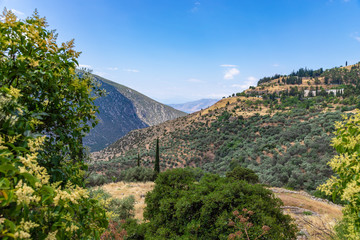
[
  {"left": 89, "top": 188, "right": 135, "bottom": 221},
  {"left": 226, "top": 166, "right": 259, "bottom": 184},
  {"left": 318, "top": 111, "right": 360, "bottom": 239},
  {"left": 86, "top": 173, "right": 109, "bottom": 187},
  {"left": 118, "top": 167, "right": 155, "bottom": 182},
  {"left": 126, "top": 168, "right": 297, "bottom": 239}
]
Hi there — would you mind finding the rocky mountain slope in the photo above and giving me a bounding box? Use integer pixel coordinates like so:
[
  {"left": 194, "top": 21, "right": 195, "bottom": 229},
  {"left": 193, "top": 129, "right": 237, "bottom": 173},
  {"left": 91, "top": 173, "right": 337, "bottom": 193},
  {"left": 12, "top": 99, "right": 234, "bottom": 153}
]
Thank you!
[
  {"left": 168, "top": 98, "right": 219, "bottom": 113},
  {"left": 90, "top": 63, "right": 360, "bottom": 191},
  {"left": 83, "top": 74, "right": 186, "bottom": 151}
]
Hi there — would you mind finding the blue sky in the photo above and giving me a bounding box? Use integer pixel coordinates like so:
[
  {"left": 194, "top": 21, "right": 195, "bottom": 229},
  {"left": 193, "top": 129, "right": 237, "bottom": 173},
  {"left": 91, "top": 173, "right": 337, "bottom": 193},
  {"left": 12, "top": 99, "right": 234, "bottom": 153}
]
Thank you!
[{"left": 1, "top": 0, "right": 360, "bottom": 104}]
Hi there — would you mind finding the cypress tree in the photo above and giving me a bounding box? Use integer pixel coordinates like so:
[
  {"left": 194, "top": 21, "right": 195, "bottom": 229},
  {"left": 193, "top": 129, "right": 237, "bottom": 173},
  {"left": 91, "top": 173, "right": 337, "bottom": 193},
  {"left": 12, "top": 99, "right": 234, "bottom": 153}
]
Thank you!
[
  {"left": 154, "top": 138, "right": 160, "bottom": 174},
  {"left": 137, "top": 152, "right": 141, "bottom": 167}
]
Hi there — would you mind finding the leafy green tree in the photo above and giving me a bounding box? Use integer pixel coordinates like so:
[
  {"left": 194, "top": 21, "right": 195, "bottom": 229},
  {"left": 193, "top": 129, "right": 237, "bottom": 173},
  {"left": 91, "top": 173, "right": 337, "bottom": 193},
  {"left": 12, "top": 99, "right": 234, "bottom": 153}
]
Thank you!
[
  {"left": 126, "top": 168, "right": 297, "bottom": 239},
  {"left": 226, "top": 166, "right": 259, "bottom": 184},
  {"left": 0, "top": 9, "right": 108, "bottom": 239},
  {"left": 318, "top": 111, "right": 360, "bottom": 239},
  {"left": 0, "top": 8, "right": 104, "bottom": 186}
]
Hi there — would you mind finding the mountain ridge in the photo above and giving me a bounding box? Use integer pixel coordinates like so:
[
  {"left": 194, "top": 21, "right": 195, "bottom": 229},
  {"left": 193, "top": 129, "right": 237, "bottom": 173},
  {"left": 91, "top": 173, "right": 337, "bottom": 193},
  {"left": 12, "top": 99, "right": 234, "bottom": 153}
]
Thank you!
[
  {"left": 168, "top": 98, "right": 219, "bottom": 113},
  {"left": 83, "top": 74, "right": 187, "bottom": 151}
]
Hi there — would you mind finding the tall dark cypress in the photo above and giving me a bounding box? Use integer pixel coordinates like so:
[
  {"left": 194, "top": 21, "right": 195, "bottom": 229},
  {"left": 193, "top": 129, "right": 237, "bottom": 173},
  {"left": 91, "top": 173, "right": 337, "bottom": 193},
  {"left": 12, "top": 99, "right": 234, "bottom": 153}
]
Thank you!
[
  {"left": 137, "top": 152, "right": 141, "bottom": 167},
  {"left": 154, "top": 138, "right": 160, "bottom": 174}
]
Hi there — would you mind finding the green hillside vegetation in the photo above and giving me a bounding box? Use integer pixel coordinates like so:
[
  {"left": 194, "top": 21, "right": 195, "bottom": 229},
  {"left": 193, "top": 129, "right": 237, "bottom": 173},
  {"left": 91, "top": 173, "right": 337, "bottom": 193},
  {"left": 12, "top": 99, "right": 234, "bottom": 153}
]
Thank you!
[{"left": 89, "top": 63, "right": 360, "bottom": 194}]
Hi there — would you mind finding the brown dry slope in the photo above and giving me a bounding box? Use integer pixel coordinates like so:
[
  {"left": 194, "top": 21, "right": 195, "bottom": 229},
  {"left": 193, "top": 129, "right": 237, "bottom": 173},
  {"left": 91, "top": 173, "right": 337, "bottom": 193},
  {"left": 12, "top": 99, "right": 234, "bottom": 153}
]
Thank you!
[
  {"left": 101, "top": 182, "right": 155, "bottom": 221},
  {"left": 101, "top": 182, "right": 343, "bottom": 239}
]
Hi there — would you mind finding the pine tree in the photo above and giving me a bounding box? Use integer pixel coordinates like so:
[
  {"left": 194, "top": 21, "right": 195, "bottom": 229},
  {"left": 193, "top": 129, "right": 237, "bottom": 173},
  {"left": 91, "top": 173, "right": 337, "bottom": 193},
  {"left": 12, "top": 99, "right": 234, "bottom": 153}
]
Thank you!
[{"left": 154, "top": 138, "right": 160, "bottom": 174}]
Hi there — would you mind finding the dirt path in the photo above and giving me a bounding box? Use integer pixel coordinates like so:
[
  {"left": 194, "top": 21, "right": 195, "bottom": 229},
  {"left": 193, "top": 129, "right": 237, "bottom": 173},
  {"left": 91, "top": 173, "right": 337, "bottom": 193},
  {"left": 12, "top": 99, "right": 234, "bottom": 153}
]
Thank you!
[{"left": 271, "top": 188, "right": 343, "bottom": 240}]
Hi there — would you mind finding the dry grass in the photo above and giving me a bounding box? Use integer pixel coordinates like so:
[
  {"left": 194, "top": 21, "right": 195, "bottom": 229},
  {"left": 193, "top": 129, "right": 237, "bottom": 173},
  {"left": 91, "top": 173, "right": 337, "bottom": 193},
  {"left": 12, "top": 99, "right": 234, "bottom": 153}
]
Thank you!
[
  {"left": 272, "top": 188, "right": 343, "bottom": 239},
  {"left": 101, "top": 182, "right": 155, "bottom": 221}
]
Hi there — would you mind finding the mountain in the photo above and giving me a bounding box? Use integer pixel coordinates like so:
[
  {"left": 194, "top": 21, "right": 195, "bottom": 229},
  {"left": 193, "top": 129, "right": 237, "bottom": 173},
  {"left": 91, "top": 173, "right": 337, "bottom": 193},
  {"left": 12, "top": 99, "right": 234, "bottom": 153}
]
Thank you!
[
  {"left": 83, "top": 74, "right": 187, "bottom": 152},
  {"left": 90, "top": 63, "right": 360, "bottom": 191},
  {"left": 168, "top": 99, "right": 219, "bottom": 113}
]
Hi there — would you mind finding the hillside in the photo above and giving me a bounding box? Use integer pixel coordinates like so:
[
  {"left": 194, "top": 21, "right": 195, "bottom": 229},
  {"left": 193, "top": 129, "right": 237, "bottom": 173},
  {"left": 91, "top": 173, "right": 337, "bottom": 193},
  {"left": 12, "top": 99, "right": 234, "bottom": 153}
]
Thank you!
[
  {"left": 90, "top": 63, "right": 360, "bottom": 192},
  {"left": 83, "top": 74, "right": 187, "bottom": 151},
  {"left": 168, "top": 98, "right": 219, "bottom": 113}
]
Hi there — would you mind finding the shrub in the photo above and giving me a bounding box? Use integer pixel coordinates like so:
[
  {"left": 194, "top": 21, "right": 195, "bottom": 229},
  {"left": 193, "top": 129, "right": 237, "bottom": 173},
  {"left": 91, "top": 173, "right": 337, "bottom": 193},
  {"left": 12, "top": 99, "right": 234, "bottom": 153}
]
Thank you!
[
  {"left": 118, "top": 167, "right": 155, "bottom": 182},
  {"left": 126, "top": 168, "right": 297, "bottom": 239},
  {"left": 226, "top": 166, "right": 259, "bottom": 184},
  {"left": 90, "top": 188, "right": 135, "bottom": 221},
  {"left": 318, "top": 111, "right": 360, "bottom": 239}
]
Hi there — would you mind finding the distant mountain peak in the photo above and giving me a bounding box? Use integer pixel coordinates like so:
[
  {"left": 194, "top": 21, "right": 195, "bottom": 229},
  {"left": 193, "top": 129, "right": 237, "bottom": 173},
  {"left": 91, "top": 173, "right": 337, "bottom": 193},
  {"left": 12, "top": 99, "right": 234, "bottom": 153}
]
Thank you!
[{"left": 168, "top": 98, "right": 219, "bottom": 113}]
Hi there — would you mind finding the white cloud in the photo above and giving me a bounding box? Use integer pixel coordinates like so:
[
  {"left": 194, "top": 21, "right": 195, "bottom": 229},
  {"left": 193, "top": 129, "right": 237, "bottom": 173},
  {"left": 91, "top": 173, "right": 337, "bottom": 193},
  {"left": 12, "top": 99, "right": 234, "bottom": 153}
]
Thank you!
[
  {"left": 354, "top": 36, "right": 360, "bottom": 42},
  {"left": 272, "top": 63, "right": 280, "bottom": 67},
  {"left": 231, "top": 76, "right": 258, "bottom": 90},
  {"left": 79, "top": 64, "right": 92, "bottom": 69},
  {"left": 351, "top": 32, "right": 360, "bottom": 42},
  {"left": 224, "top": 68, "right": 240, "bottom": 80},
  {"left": 220, "top": 64, "right": 237, "bottom": 67},
  {"left": 11, "top": 9, "right": 25, "bottom": 16},
  {"left": 247, "top": 76, "right": 258, "bottom": 83},
  {"left": 123, "top": 69, "right": 139, "bottom": 73},
  {"left": 107, "top": 67, "right": 119, "bottom": 71},
  {"left": 191, "top": 1, "right": 201, "bottom": 12}
]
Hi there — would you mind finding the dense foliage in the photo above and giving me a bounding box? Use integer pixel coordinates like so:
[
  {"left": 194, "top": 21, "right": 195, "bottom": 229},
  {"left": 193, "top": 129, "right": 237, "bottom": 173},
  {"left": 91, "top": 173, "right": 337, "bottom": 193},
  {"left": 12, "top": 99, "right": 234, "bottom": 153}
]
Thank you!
[
  {"left": 226, "top": 166, "right": 259, "bottom": 184},
  {"left": 318, "top": 111, "right": 360, "bottom": 239},
  {"left": 0, "top": 9, "right": 104, "bottom": 186},
  {"left": 0, "top": 9, "right": 108, "bottom": 239},
  {"left": 86, "top": 167, "right": 156, "bottom": 187},
  {"left": 124, "top": 168, "right": 297, "bottom": 239}
]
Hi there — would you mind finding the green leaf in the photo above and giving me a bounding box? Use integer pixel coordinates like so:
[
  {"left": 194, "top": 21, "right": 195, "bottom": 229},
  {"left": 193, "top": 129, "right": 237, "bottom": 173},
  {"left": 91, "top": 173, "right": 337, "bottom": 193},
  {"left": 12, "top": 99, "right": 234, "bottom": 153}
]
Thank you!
[
  {"left": 0, "top": 164, "right": 17, "bottom": 174},
  {"left": 0, "top": 178, "right": 11, "bottom": 189},
  {"left": 20, "top": 172, "right": 39, "bottom": 187}
]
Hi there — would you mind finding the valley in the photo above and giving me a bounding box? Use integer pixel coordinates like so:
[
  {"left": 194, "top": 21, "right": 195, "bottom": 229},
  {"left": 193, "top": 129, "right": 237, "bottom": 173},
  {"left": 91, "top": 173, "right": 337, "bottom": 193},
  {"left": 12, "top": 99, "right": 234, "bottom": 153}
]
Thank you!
[{"left": 89, "top": 63, "right": 360, "bottom": 193}]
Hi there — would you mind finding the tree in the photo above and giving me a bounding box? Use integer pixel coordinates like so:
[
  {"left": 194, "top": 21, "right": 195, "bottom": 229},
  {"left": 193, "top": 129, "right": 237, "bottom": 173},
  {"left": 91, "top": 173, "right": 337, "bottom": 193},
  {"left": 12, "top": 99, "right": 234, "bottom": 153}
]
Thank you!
[
  {"left": 318, "top": 111, "right": 360, "bottom": 239},
  {"left": 137, "top": 152, "right": 141, "bottom": 167},
  {"left": 0, "top": 9, "right": 108, "bottom": 239},
  {"left": 226, "top": 166, "right": 259, "bottom": 184},
  {"left": 154, "top": 138, "right": 160, "bottom": 175},
  {"left": 0, "top": 8, "right": 104, "bottom": 186},
  {"left": 127, "top": 168, "right": 297, "bottom": 239}
]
